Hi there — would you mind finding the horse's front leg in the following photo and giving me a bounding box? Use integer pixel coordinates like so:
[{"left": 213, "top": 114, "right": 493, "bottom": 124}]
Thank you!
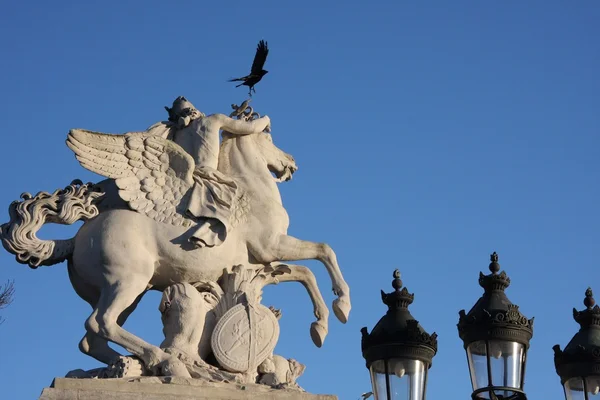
[
  {"left": 250, "top": 235, "right": 351, "bottom": 324},
  {"left": 265, "top": 263, "right": 330, "bottom": 347}
]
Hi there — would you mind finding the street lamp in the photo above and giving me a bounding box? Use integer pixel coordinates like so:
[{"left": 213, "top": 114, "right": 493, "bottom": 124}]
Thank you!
[
  {"left": 457, "top": 252, "right": 534, "bottom": 400},
  {"left": 361, "top": 269, "right": 438, "bottom": 400},
  {"left": 554, "top": 287, "right": 600, "bottom": 399}
]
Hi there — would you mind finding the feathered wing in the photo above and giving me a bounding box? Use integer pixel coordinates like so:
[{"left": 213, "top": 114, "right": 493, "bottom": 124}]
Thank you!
[
  {"left": 251, "top": 40, "right": 269, "bottom": 74},
  {"left": 66, "top": 129, "right": 196, "bottom": 227}
]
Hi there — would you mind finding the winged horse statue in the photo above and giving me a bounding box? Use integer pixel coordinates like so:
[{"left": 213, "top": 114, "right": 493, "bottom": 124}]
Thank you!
[{"left": 0, "top": 97, "right": 351, "bottom": 377}]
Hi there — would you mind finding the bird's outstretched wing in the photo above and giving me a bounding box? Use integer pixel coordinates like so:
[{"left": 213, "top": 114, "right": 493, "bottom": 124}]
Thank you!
[
  {"left": 250, "top": 40, "right": 269, "bottom": 74},
  {"left": 66, "top": 129, "right": 195, "bottom": 227}
]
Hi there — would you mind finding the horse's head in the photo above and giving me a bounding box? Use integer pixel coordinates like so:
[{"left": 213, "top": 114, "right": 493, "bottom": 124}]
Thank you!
[{"left": 253, "top": 132, "right": 297, "bottom": 182}]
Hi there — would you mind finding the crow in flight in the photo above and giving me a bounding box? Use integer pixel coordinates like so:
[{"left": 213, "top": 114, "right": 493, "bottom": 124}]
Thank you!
[{"left": 229, "top": 40, "right": 269, "bottom": 97}]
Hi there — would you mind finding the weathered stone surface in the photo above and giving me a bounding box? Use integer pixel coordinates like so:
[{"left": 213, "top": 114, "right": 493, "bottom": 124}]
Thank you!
[
  {"left": 212, "top": 302, "right": 280, "bottom": 373},
  {"left": 39, "top": 377, "right": 337, "bottom": 400}
]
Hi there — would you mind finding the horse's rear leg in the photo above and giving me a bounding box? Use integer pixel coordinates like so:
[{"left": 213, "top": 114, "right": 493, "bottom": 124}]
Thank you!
[
  {"left": 69, "top": 262, "right": 123, "bottom": 364},
  {"left": 267, "top": 263, "right": 329, "bottom": 348},
  {"left": 251, "top": 234, "right": 351, "bottom": 324},
  {"left": 79, "top": 332, "right": 121, "bottom": 364},
  {"left": 79, "top": 292, "right": 144, "bottom": 364},
  {"left": 85, "top": 280, "right": 190, "bottom": 377}
]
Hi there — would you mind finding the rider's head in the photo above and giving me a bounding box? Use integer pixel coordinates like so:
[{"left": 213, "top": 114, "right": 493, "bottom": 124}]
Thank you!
[{"left": 165, "top": 96, "right": 205, "bottom": 123}]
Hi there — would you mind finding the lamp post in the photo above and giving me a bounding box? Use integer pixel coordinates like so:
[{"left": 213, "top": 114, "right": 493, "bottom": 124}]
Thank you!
[
  {"left": 361, "top": 269, "right": 438, "bottom": 400},
  {"left": 554, "top": 287, "right": 600, "bottom": 399},
  {"left": 457, "top": 252, "right": 534, "bottom": 400}
]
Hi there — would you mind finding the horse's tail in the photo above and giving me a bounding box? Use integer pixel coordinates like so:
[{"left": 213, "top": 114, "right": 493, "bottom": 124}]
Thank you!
[{"left": 0, "top": 180, "right": 104, "bottom": 269}]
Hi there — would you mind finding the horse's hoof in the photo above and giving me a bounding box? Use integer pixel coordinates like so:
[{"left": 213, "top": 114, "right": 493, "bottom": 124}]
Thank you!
[
  {"left": 310, "top": 321, "right": 328, "bottom": 348},
  {"left": 159, "top": 357, "right": 191, "bottom": 378},
  {"left": 104, "top": 356, "right": 146, "bottom": 378},
  {"left": 332, "top": 297, "right": 351, "bottom": 324}
]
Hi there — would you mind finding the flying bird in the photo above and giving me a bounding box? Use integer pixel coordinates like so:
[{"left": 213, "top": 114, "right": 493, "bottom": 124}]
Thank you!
[{"left": 229, "top": 40, "right": 269, "bottom": 97}]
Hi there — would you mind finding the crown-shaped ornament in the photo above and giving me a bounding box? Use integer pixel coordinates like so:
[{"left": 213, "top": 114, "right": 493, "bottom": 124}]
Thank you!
[{"left": 381, "top": 269, "right": 415, "bottom": 310}]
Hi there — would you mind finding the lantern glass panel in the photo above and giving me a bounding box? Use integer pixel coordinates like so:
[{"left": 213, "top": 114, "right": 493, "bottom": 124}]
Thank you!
[
  {"left": 369, "top": 359, "right": 428, "bottom": 400},
  {"left": 488, "top": 340, "right": 525, "bottom": 390},
  {"left": 370, "top": 360, "right": 388, "bottom": 400},
  {"left": 467, "top": 341, "right": 489, "bottom": 390},
  {"left": 564, "top": 377, "right": 600, "bottom": 400},
  {"left": 467, "top": 340, "right": 526, "bottom": 399},
  {"left": 589, "top": 377, "right": 600, "bottom": 398}
]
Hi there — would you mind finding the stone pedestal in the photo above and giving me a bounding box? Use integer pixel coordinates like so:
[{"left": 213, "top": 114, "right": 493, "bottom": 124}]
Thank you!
[{"left": 39, "top": 377, "right": 338, "bottom": 400}]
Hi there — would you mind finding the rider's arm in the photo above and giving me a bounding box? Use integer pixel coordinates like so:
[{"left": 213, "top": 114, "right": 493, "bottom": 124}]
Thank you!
[{"left": 211, "top": 114, "right": 271, "bottom": 135}]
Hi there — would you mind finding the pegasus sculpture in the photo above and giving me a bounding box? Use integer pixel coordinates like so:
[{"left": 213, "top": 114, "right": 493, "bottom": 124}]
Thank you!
[{"left": 0, "top": 97, "right": 351, "bottom": 384}]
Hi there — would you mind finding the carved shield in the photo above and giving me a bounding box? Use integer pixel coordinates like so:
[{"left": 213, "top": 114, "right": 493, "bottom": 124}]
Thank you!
[{"left": 211, "top": 303, "right": 280, "bottom": 373}]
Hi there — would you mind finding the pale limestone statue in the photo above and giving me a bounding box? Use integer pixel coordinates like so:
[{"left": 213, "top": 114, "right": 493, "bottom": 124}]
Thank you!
[{"left": 0, "top": 98, "right": 350, "bottom": 388}]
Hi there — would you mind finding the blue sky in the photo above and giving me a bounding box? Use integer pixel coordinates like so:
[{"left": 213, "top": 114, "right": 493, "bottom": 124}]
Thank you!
[{"left": 0, "top": 1, "right": 599, "bottom": 399}]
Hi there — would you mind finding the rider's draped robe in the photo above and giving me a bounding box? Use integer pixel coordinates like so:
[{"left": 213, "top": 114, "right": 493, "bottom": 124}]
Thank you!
[{"left": 185, "top": 167, "right": 238, "bottom": 247}]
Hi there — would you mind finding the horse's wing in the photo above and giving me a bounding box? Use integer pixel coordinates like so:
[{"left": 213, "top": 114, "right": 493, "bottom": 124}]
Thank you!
[{"left": 66, "top": 129, "right": 195, "bottom": 227}]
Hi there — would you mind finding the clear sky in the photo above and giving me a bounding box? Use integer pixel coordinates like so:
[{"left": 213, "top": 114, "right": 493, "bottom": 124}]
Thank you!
[{"left": 0, "top": 1, "right": 599, "bottom": 399}]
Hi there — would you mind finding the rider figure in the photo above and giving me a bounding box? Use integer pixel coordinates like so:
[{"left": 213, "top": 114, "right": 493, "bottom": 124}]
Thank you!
[{"left": 148, "top": 96, "right": 271, "bottom": 248}]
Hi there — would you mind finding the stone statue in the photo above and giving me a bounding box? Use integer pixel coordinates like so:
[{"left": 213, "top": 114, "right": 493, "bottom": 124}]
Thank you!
[{"left": 0, "top": 97, "right": 350, "bottom": 391}]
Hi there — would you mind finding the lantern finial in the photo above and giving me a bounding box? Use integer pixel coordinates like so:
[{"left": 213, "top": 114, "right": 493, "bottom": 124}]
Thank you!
[
  {"left": 584, "top": 287, "right": 595, "bottom": 309},
  {"left": 392, "top": 269, "right": 403, "bottom": 291},
  {"left": 489, "top": 251, "right": 500, "bottom": 274}
]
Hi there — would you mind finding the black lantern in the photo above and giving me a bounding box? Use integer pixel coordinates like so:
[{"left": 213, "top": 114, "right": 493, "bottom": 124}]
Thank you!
[
  {"left": 361, "top": 270, "right": 438, "bottom": 400},
  {"left": 554, "top": 288, "right": 600, "bottom": 399},
  {"left": 457, "top": 252, "right": 534, "bottom": 400}
]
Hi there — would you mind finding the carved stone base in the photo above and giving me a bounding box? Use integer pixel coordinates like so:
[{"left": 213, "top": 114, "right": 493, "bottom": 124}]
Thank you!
[{"left": 38, "top": 377, "right": 338, "bottom": 400}]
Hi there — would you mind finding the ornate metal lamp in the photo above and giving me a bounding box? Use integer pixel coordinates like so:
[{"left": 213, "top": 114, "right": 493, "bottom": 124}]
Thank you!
[
  {"left": 361, "top": 270, "right": 438, "bottom": 400},
  {"left": 554, "top": 287, "right": 600, "bottom": 399},
  {"left": 457, "top": 252, "right": 534, "bottom": 400}
]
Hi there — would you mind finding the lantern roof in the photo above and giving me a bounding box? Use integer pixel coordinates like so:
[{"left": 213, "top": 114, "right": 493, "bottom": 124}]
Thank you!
[
  {"left": 554, "top": 287, "right": 600, "bottom": 383},
  {"left": 457, "top": 252, "right": 534, "bottom": 348},
  {"left": 361, "top": 269, "right": 438, "bottom": 368}
]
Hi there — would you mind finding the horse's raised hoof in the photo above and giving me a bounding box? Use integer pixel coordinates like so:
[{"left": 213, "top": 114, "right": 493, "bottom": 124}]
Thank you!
[
  {"left": 332, "top": 297, "right": 351, "bottom": 324},
  {"left": 310, "top": 321, "right": 328, "bottom": 348}
]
